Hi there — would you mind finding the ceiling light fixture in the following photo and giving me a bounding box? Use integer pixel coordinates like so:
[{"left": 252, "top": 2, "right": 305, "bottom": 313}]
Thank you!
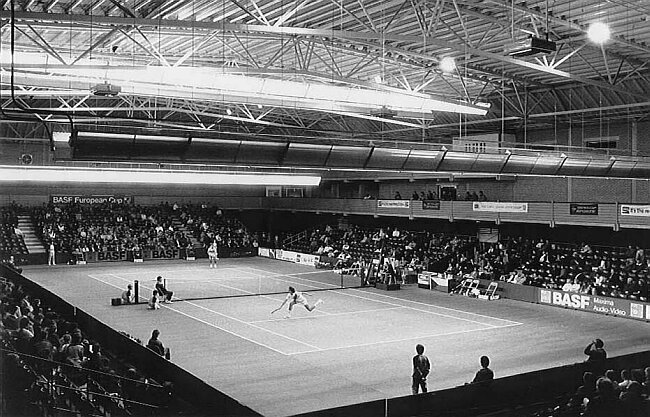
[
  {"left": 439, "top": 57, "right": 456, "bottom": 73},
  {"left": 587, "top": 22, "right": 611, "bottom": 44}
]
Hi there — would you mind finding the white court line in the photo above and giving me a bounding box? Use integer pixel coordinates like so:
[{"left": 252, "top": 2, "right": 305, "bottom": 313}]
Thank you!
[
  {"left": 101, "top": 267, "right": 242, "bottom": 276},
  {"left": 195, "top": 277, "right": 335, "bottom": 317},
  {"left": 249, "top": 306, "right": 403, "bottom": 324},
  {"left": 86, "top": 274, "right": 290, "bottom": 356},
  {"left": 244, "top": 266, "right": 522, "bottom": 326},
  {"left": 105, "top": 273, "right": 324, "bottom": 352},
  {"left": 288, "top": 322, "right": 523, "bottom": 355},
  {"left": 242, "top": 268, "right": 503, "bottom": 328}
]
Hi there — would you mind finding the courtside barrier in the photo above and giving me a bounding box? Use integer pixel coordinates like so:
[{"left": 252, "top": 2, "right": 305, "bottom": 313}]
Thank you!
[{"left": 293, "top": 350, "right": 650, "bottom": 417}]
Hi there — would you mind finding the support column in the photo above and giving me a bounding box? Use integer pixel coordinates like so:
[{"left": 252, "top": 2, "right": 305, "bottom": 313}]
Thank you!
[{"left": 631, "top": 121, "right": 638, "bottom": 202}]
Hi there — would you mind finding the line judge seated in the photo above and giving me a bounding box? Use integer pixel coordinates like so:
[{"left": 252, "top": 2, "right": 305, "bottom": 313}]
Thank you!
[{"left": 155, "top": 276, "right": 173, "bottom": 303}]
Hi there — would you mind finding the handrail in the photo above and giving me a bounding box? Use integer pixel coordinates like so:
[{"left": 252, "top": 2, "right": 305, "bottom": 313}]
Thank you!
[{"left": 1, "top": 347, "right": 164, "bottom": 388}]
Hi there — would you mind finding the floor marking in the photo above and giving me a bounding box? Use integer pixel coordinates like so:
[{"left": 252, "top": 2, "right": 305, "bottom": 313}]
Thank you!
[
  {"left": 105, "top": 273, "right": 323, "bottom": 352},
  {"left": 289, "top": 322, "right": 523, "bottom": 355},
  {"left": 85, "top": 274, "right": 292, "bottom": 355},
  {"left": 249, "top": 306, "right": 403, "bottom": 324},
  {"left": 244, "top": 266, "right": 522, "bottom": 326}
]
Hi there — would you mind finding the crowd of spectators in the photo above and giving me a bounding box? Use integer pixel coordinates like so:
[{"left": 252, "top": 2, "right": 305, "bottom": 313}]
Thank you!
[
  {"left": 392, "top": 189, "right": 488, "bottom": 201},
  {"left": 1, "top": 270, "right": 186, "bottom": 416},
  {"left": 528, "top": 352, "right": 650, "bottom": 417},
  {"left": 470, "top": 237, "right": 650, "bottom": 301},
  {"left": 284, "top": 224, "right": 475, "bottom": 283},
  {"left": 32, "top": 202, "right": 192, "bottom": 255},
  {"left": 173, "top": 202, "right": 256, "bottom": 251}
]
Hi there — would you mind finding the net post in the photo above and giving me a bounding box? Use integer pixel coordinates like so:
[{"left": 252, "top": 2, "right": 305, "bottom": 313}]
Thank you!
[{"left": 134, "top": 280, "right": 139, "bottom": 304}]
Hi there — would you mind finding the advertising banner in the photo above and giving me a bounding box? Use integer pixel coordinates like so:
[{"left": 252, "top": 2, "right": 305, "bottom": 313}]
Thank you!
[
  {"left": 570, "top": 203, "right": 599, "bottom": 215},
  {"left": 279, "top": 250, "right": 298, "bottom": 263},
  {"left": 620, "top": 204, "right": 650, "bottom": 217},
  {"left": 258, "top": 247, "right": 270, "bottom": 258},
  {"left": 537, "top": 288, "right": 650, "bottom": 322},
  {"left": 422, "top": 200, "right": 441, "bottom": 210},
  {"left": 296, "top": 253, "right": 319, "bottom": 266},
  {"left": 85, "top": 248, "right": 181, "bottom": 262},
  {"left": 377, "top": 200, "right": 410, "bottom": 209},
  {"left": 143, "top": 249, "right": 181, "bottom": 260},
  {"left": 51, "top": 195, "right": 133, "bottom": 205},
  {"left": 472, "top": 202, "right": 528, "bottom": 213}
]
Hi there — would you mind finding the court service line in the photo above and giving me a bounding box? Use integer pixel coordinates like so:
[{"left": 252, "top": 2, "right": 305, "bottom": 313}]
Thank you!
[
  {"left": 244, "top": 266, "right": 522, "bottom": 326},
  {"left": 249, "top": 306, "right": 403, "bottom": 324},
  {"left": 105, "top": 273, "right": 324, "bottom": 352},
  {"left": 241, "top": 268, "right": 503, "bottom": 328},
  {"left": 86, "top": 274, "right": 292, "bottom": 356},
  {"left": 288, "top": 322, "right": 523, "bottom": 355}
]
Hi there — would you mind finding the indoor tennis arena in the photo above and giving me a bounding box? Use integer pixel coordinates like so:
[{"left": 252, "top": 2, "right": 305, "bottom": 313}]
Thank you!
[{"left": 1, "top": 1, "right": 649, "bottom": 417}]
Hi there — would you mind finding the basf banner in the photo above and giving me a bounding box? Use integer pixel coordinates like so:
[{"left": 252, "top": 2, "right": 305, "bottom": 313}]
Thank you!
[{"left": 538, "top": 288, "right": 650, "bottom": 322}]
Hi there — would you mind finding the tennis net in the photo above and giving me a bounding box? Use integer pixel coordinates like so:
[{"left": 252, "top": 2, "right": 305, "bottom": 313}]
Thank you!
[{"left": 134, "top": 268, "right": 364, "bottom": 303}]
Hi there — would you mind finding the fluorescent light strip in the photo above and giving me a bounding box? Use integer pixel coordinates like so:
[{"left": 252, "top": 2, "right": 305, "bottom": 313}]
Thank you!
[{"left": 0, "top": 166, "right": 320, "bottom": 186}]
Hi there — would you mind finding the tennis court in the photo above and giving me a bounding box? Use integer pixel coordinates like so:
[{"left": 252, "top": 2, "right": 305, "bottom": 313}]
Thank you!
[{"left": 21, "top": 258, "right": 650, "bottom": 417}]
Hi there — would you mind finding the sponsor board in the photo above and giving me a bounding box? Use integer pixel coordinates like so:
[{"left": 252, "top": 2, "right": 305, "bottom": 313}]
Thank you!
[
  {"left": 538, "top": 288, "right": 650, "bottom": 321},
  {"left": 296, "top": 253, "right": 319, "bottom": 266},
  {"left": 570, "top": 203, "right": 599, "bottom": 215},
  {"left": 377, "top": 200, "right": 410, "bottom": 209},
  {"left": 620, "top": 204, "right": 650, "bottom": 217},
  {"left": 422, "top": 200, "right": 441, "bottom": 210},
  {"left": 86, "top": 248, "right": 181, "bottom": 262},
  {"left": 51, "top": 195, "right": 133, "bottom": 205},
  {"left": 258, "top": 247, "right": 270, "bottom": 257},
  {"left": 279, "top": 250, "right": 298, "bottom": 263},
  {"left": 472, "top": 202, "right": 528, "bottom": 213}
]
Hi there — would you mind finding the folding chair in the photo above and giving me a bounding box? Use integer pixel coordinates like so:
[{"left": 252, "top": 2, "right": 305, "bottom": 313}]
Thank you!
[
  {"left": 478, "top": 281, "right": 500, "bottom": 300},
  {"left": 451, "top": 278, "right": 473, "bottom": 295}
]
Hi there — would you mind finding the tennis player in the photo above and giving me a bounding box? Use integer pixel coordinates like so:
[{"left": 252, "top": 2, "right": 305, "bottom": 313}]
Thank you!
[
  {"left": 207, "top": 242, "right": 219, "bottom": 268},
  {"left": 271, "top": 286, "right": 323, "bottom": 318}
]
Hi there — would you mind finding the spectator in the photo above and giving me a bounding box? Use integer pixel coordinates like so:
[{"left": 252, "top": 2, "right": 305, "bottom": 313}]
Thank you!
[
  {"left": 147, "top": 329, "right": 170, "bottom": 360},
  {"left": 619, "top": 369, "right": 633, "bottom": 390},
  {"left": 583, "top": 377, "right": 622, "bottom": 417},
  {"left": 411, "top": 191, "right": 419, "bottom": 200},
  {"left": 394, "top": 191, "right": 402, "bottom": 200},
  {"left": 478, "top": 191, "right": 488, "bottom": 201},
  {"left": 619, "top": 381, "right": 645, "bottom": 417},
  {"left": 121, "top": 284, "right": 135, "bottom": 304},
  {"left": 584, "top": 338, "right": 607, "bottom": 363},
  {"left": 471, "top": 355, "right": 494, "bottom": 385},
  {"left": 411, "top": 344, "right": 430, "bottom": 394}
]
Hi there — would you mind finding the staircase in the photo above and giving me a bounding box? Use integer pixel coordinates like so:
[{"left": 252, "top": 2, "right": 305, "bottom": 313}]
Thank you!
[
  {"left": 17, "top": 215, "right": 45, "bottom": 254},
  {"left": 171, "top": 216, "right": 202, "bottom": 248}
]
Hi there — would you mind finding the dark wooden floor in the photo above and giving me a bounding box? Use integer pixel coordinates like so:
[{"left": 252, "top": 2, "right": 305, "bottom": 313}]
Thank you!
[{"left": 22, "top": 258, "right": 650, "bottom": 417}]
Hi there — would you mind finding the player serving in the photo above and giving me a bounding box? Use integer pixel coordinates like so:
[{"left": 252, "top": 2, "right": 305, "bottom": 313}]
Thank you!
[
  {"left": 271, "top": 286, "right": 323, "bottom": 319},
  {"left": 207, "top": 241, "right": 219, "bottom": 268}
]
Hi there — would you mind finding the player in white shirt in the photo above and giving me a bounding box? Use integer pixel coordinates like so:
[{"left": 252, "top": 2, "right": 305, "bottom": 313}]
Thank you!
[
  {"left": 271, "top": 287, "right": 323, "bottom": 318},
  {"left": 207, "top": 242, "right": 219, "bottom": 268}
]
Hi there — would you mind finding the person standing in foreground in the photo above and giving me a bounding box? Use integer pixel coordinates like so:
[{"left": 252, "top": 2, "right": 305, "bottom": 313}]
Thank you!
[
  {"left": 584, "top": 339, "right": 607, "bottom": 363},
  {"left": 412, "top": 344, "right": 431, "bottom": 394},
  {"left": 207, "top": 241, "right": 219, "bottom": 268},
  {"left": 271, "top": 287, "right": 323, "bottom": 319}
]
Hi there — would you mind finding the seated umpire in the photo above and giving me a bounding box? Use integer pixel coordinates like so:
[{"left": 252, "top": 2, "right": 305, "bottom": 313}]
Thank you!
[{"left": 155, "top": 276, "right": 173, "bottom": 303}]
